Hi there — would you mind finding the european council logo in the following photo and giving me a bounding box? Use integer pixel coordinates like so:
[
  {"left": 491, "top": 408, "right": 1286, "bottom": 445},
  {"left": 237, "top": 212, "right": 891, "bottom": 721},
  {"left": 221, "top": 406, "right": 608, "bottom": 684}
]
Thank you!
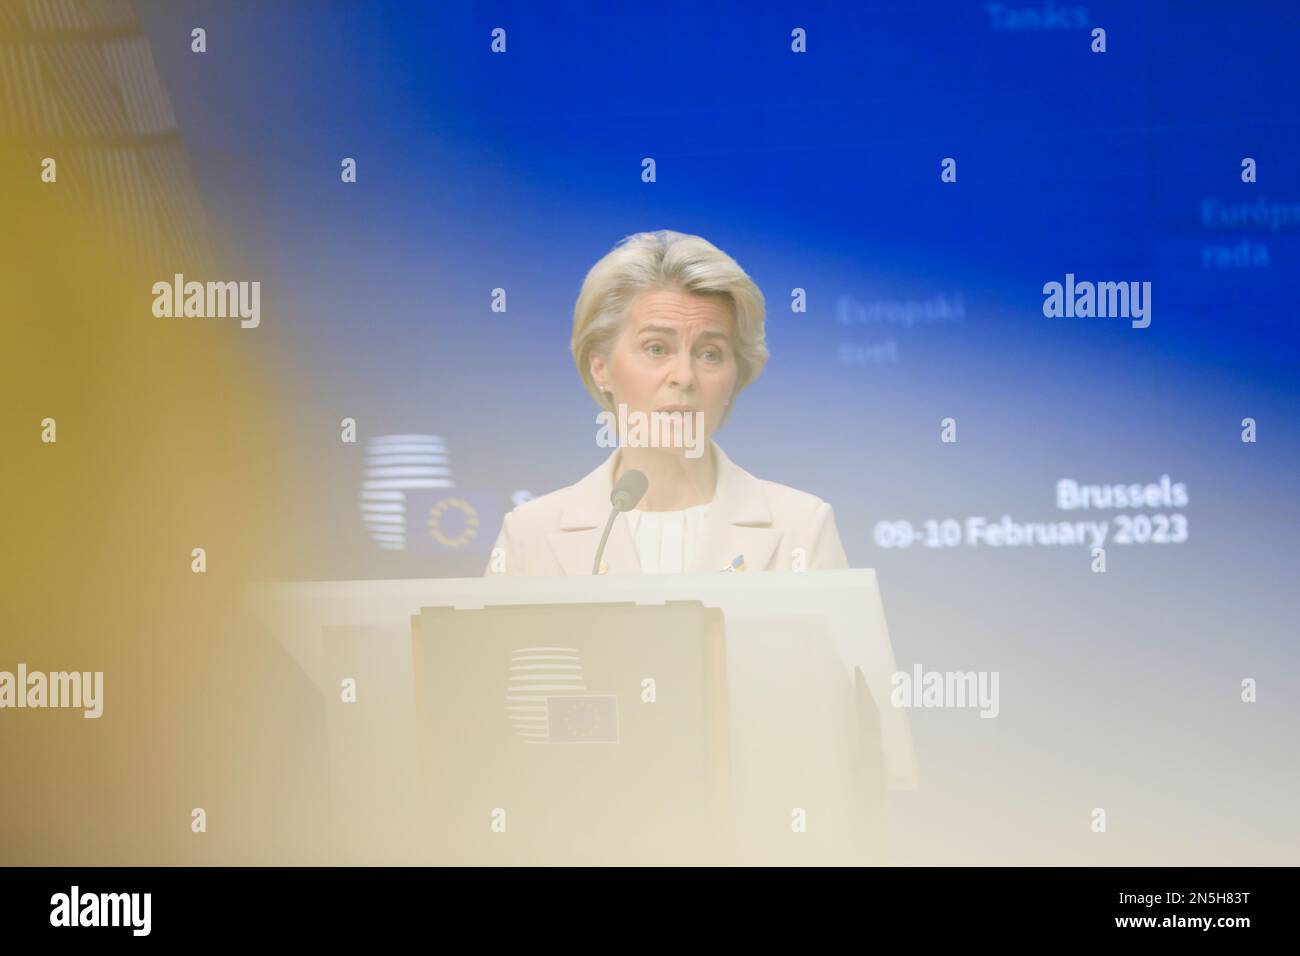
[
  {"left": 405, "top": 489, "right": 500, "bottom": 555},
  {"left": 505, "top": 647, "right": 619, "bottom": 744},
  {"left": 357, "top": 434, "right": 501, "bottom": 553}
]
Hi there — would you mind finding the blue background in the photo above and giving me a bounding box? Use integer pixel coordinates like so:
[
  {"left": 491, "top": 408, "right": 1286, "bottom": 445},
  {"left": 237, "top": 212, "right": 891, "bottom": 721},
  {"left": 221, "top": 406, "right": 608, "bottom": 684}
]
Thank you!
[{"left": 129, "top": 0, "right": 1300, "bottom": 863}]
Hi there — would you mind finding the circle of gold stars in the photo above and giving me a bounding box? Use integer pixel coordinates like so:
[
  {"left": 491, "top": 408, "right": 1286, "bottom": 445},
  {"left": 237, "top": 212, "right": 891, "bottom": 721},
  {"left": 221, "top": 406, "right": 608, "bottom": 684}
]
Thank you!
[{"left": 426, "top": 497, "right": 479, "bottom": 547}]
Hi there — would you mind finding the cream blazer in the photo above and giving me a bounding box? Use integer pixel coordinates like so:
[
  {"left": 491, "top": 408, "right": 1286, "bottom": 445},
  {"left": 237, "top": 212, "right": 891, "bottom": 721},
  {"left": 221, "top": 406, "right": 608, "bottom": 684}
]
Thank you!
[{"left": 484, "top": 441, "right": 849, "bottom": 576}]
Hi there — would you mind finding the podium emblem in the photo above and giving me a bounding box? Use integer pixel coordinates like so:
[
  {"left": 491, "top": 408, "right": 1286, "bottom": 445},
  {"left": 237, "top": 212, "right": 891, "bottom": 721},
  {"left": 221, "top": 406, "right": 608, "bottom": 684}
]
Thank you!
[{"left": 547, "top": 695, "right": 619, "bottom": 743}]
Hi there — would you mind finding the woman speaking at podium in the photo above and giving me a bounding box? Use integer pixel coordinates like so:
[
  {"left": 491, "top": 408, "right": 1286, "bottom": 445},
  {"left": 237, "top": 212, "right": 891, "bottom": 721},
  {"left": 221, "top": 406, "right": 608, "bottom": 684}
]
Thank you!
[{"left": 485, "top": 230, "right": 849, "bottom": 576}]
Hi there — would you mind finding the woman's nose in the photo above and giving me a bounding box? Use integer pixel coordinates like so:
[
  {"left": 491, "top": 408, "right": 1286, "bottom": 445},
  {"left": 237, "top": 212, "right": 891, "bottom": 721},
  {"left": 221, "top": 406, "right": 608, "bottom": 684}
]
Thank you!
[{"left": 668, "top": 350, "right": 696, "bottom": 388}]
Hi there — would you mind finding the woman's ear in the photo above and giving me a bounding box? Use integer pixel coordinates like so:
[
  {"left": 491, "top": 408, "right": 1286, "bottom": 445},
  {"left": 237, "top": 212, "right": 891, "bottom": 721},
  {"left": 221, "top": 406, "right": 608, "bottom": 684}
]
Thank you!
[{"left": 589, "top": 352, "right": 607, "bottom": 392}]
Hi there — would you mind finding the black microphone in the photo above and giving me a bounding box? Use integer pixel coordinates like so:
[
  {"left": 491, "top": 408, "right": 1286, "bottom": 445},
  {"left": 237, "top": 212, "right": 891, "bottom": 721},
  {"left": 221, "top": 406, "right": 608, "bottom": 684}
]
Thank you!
[{"left": 593, "top": 469, "right": 648, "bottom": 574}]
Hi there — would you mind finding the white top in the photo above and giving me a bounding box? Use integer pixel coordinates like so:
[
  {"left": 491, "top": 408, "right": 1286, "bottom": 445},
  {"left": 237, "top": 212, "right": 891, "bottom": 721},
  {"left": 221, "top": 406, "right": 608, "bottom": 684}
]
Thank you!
[{"left": 623, "top": 503, "right": 711, "bottom": 573}]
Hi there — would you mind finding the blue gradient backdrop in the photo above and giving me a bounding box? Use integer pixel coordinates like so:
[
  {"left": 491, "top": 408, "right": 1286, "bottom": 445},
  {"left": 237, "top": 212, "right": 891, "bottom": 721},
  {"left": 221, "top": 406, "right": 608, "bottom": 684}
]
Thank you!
[{"left": 132, "top": 0, "right": 1299, "bottom": 861}]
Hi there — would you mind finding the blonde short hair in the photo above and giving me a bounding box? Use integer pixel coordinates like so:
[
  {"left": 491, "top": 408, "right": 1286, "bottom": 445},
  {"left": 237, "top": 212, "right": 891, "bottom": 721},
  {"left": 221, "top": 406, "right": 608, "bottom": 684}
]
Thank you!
[{"left": 571, "top": 230, "right": 769, "bottom": 423}]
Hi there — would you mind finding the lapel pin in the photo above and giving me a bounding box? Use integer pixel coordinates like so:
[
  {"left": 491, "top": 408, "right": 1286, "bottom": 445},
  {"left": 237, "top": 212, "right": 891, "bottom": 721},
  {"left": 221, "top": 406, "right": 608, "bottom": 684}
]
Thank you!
[{"left": 722, "top": 554, "right": 745, "bottom": 572}]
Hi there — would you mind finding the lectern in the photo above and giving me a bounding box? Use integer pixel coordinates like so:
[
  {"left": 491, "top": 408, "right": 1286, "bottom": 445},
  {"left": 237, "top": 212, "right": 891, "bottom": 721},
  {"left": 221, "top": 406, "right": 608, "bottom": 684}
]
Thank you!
[{"left": 249, "top": 570, "right": 918, "bottom": 866}]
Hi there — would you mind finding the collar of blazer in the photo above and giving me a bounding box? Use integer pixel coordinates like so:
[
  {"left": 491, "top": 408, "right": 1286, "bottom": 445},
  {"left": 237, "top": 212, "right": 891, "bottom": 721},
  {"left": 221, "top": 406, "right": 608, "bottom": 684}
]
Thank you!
[{"left": 546, "top": 440, "right": 783, "bottom": 575}]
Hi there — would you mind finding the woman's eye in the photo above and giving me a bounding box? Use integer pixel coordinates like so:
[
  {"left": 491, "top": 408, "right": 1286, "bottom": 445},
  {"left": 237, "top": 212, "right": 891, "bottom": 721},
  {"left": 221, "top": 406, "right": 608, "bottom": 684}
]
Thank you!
[
  {"left": 701, "top": 349, "right": 722, "bottom": 362},
  {"left": 645, "top": 343, "right": 666, "bottom": 356}
]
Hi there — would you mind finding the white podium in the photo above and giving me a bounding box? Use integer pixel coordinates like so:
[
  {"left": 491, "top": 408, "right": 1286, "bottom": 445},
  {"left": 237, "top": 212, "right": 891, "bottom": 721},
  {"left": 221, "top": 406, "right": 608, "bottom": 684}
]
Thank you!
[{"left": 249, "top": 569, "right": 918, "bottom": 865}]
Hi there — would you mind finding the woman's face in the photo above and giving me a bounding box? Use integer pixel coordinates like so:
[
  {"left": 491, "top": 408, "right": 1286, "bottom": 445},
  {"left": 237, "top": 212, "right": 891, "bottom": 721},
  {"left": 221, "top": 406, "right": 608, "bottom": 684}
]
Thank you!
[{"left": 590, "top": 287, "right": 739, "bottom": 450}]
